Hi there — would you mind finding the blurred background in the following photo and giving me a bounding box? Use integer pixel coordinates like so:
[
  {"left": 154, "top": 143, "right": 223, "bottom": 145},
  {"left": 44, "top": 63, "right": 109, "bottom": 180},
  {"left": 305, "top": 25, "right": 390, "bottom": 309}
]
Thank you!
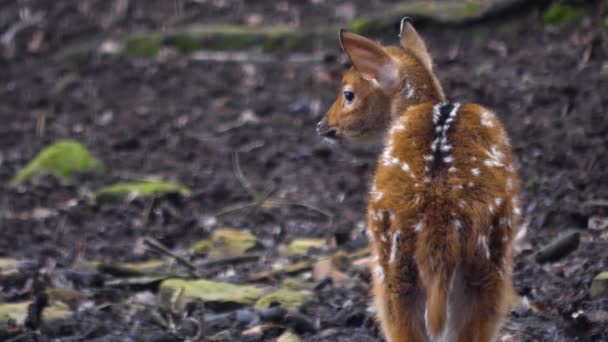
[{"left": 0, "top": 0, "right": 607, "bottom": 341}]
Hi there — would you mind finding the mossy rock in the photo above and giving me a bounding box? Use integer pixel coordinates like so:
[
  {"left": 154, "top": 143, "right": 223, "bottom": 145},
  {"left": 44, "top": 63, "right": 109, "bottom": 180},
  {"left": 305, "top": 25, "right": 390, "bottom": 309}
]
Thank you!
[
  {"left": 281, "top": 278, "right": 313, "bottom": 291},
  {"left": 0, "top": 258, "right": 17, "bottom": 271},
  {"left": 194, "top": 228, "right": 257, "bottom": 257},
  {"left": 9, "top": 140, "right": 102, "bottom": 187},
  {"left": 277, "top": 331, "right": 301, "bottom": 342},
  {"left": 93, "top": 181, "right": 190, "bottom": 202},
  {"left": 590, "top": 271, "right": 608, "bottom": 299},
  {"left": 0, "top": 258, "right": 20, "bottom": 283},
  {"left": 254, "top": 288, "right": 312, "bottom": 311},
  {"left": 542, "top": 3, "right": 585, "bottom": 25},
  {"left": 43, "top": 302, "right": 72, "bottom": 321},
  {"left": 286, "top": 239, "right": 326, "bottom": 255},
  {"left": 97, "top": 260, "right": 167, "bottom": 277},
  {"left": 159, "top": 278, "right": 263, "bottom": 307},
  {"left": 0, "top": 301, "right": 72, "bottom": 332}
]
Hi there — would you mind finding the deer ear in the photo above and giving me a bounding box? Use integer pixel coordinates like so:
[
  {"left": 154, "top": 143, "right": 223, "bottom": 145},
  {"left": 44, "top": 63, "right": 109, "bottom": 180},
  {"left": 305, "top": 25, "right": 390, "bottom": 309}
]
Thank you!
[
  {"left": 399, "top": 18, "right": 433, "bottom": 71},
  {"left": 340, "top": 30, "right": 398, "bottom": 90}
]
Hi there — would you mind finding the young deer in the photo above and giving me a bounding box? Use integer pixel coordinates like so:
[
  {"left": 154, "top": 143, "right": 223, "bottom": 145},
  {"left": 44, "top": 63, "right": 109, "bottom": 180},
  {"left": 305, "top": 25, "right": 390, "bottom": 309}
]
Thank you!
[{"left": 317, "top": 19, "right": 520, "bottom": 342}]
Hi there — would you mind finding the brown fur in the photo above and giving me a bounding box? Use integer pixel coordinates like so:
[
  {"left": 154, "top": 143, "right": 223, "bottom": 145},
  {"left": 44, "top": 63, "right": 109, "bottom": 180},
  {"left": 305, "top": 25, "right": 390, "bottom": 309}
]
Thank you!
[{"left": 318, "top": 22, "right": 520, "bottom": 342}]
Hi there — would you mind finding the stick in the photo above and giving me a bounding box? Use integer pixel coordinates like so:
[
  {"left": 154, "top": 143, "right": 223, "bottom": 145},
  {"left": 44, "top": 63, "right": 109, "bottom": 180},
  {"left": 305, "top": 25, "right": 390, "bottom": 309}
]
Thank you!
[
  {"left": 144, "top": 238, "right": 198, "bottom": 276},
  {"left": 534, "top": 231, "right": 580, "bottom": 263}
]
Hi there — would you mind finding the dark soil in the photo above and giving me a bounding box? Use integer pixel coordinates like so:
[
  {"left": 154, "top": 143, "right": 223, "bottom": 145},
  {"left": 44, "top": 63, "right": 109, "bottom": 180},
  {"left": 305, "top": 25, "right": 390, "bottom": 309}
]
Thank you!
[{"left": 1, "top": 1, "right": 608, "bottom": 341}]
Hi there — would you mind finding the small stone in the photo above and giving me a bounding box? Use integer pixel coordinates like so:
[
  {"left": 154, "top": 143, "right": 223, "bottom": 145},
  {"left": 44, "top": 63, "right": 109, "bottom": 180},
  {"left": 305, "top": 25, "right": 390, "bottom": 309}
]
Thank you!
[
  {"left": 277, "top": 331, "right": 301, "bottom": 342},
  {"left": 590, "top": 272, "right": 608, "bottom": 299}
]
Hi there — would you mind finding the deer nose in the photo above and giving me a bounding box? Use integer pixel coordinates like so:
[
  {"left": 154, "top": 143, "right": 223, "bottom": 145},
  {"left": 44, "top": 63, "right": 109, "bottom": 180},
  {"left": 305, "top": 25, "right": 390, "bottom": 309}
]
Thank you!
[{"left": 317, "top": 117, "right": 331, "bottom": 136}]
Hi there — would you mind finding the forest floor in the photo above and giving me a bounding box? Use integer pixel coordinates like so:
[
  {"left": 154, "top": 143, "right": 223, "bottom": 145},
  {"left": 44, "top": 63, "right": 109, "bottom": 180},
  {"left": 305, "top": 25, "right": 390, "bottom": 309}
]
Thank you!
[{"left": 1, "top": 0, "right": 607, "bottom": 341}]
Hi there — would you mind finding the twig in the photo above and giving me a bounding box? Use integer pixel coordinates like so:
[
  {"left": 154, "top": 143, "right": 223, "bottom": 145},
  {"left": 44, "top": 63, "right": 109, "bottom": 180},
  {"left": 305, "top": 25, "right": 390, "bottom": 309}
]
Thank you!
[
  {"left": 233, "top": 152, "right": 257, "bottom": 199},
  {"left": 265, "top": 200, "right": 334, "bottom": 224},
  {"left": 534, "top": 231, "right": 580, "bottom": 263},
  {"left": 144, "top": 238, "right": 198, "bottom": 276}
]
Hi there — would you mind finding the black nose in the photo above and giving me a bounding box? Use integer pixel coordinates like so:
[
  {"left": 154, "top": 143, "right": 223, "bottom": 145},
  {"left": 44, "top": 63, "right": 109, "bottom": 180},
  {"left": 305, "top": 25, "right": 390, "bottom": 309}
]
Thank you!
[{"left": 324, "top": 128, "right": 337, "bottom": 139}]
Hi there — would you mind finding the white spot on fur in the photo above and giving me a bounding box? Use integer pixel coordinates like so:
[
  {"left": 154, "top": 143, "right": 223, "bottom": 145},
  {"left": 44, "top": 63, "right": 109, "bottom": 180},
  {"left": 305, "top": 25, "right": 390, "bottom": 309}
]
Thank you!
[
  {"left": 484, "top": 145, "right": 505, "bottom": 168},
  {"left": 432, "top": 103, "right": 443, "bottom": 124},
  {"left": 506, "top": 177, "right": 513, "bottom": 191},
  {"left": 401, "top": 162, "right": 410, "bottom": 172},
  {"left": 423, "top": 154, "right": 434, "bottom": 162},
  {"left": 448, "top": 166, "right": 457, "bottom": 173},
  {"left": 459, "top": 200, "right": 467, "bottom": 208},
  {"left": 468, "top": 181, "right": 474, "bottom": 187},
  {"left": 453, "top": 220, "right": 462, "bottom": 230},
  {"left": 495, "top": 197, "right": 503, "bottom": 206},
  {"left": 424, "top": 306, "right": 430, "bottom": 334},
  {"left": 391, "top": 120, "right": 406, "bottom": 133},
  {"left": 370, "top": 184, "right": 383, "bottom": 202},
  {"left": 389, "top": 231, "right": 401, "bottom": 263},
  {"left": 374, "top": 265, "right": 385, "bottom": 282},
  {"left": 413, "top": 221, "right": 423, "bottom": 232},
  {"left": 512, "top": 197, "right": 522, "bottom": 216},
  {"left": 477, "top": 235, "right": 490, "bottom": 259},
  {"left": 431, "top": 138, "right": 439, "bottom": 152},
  {"left": 406, "top": 81, "right": 415, "bottom": 99},
  {"left": 441, "top": 144, "right": 452, "bottom": 152},
  {"left": 471, "top": 168, "right": 480, "bottom": 176},
  {"left": 481, "top": 111, "right": 494, "bottom": 127},
  {"left": 443, "top": 155, "right": 454, "bottom": 163}
]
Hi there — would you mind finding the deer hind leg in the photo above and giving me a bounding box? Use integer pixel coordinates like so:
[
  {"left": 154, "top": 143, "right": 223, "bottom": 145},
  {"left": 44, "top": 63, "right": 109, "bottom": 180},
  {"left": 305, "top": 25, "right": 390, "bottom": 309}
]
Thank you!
[
  {"left": 368, "top": 213, "right": 426, "bottom": 341},
  {"left": 373, "top": 270, "right": 427, "bottom": 342},
  {"left": 374, "top": 235, "right": 427, "bottom": 342},
  {"left": 455, "top": 266, "right": 511, "bottom": 342}
]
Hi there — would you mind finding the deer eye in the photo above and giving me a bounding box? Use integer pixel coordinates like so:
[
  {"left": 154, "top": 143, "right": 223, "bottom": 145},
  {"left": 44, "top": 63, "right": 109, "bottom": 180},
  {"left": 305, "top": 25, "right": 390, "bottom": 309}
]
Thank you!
[{"left": 344, "top": 90, "right": 355, "bottom": 104}]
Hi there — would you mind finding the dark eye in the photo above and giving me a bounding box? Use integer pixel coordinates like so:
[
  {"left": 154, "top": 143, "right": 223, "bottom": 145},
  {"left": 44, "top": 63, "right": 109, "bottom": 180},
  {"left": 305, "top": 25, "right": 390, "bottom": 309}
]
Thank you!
[{"left": 344, "top": 90, "right": 355, "bottom": 104}]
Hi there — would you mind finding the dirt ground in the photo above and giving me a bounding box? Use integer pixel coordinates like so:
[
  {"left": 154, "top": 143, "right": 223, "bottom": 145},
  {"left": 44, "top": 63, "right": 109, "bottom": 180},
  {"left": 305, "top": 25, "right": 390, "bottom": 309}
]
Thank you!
[{"left": 1, "top": 0, "right": 607, "bottom": 341}]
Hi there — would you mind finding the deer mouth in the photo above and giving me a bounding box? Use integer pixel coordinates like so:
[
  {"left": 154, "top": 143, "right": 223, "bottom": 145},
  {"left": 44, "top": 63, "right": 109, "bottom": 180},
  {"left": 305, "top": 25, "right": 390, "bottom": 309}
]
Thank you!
[{"left": 316, "top": 117, "right": 340, "bottom": 142}]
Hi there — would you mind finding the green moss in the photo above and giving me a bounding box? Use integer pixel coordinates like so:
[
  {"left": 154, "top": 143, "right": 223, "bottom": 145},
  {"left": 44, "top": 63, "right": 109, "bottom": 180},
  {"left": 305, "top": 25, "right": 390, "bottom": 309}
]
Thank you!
[
  {"left": 462, "top": 1, "right": 483, "bottom": 16},
  {"left": 93, "top": 181, "right": 190, "bottom": 202},
  {"left": 193, "top": 240, "right": 213, "bottom": 255},
  {"left": 164, "top": 34, "right": 201, "bottom": 53},
  {"left": 254, "top": 288, "right": 312, "bottom": 311},
  {"left": 9, "top": 140, "right": 102, "bottom": 187},
  {"left": 542, "top": 3, "right": 585, "bottom": 25},
  {"left": 124, "top": 35, "right": 161, "bottom": 57},
  {"left": 192, "top": 228, "right": 258, "bottom": 257},
  {"left": 590, "top": 271, "right": 608, "bottom": 299},
  {"left": 207, "top": 228, "right": 257, "bottom": 257},
  {"left": 159, "top": 278, "right": 263, "bottom": 306},
  {"left": 0, "top": 301, "right": 71, "bottom": 335},
  {"left": 286, "top": 239, "right": 326, "bottom": 255}
]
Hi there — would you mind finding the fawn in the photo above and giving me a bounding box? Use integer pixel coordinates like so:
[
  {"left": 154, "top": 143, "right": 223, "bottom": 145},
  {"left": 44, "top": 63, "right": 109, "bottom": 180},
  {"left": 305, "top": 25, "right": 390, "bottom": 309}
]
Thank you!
[{"left": 317, "top": 19, "right": 521, "bottom": 342}]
